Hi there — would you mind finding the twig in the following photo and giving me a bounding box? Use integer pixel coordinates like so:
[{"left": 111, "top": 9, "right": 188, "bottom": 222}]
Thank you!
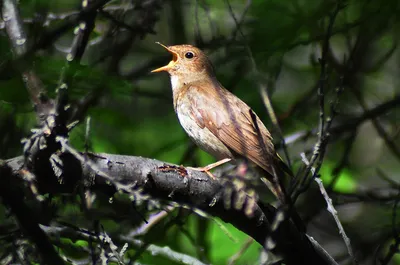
[
  {"left": 353, "top": 92, "right": 400, "bottom": 161},
  {"left": 227, "top": 237, "right": 254, "bottom": 265},
  {"left": 229, "top": 0, "right": 252, "bottom": 41},
  {"left": 301, "top": 153, "right": 358, "bottom": 265},
  {"left": 46, "top": 224, "right": 208, "bottom": 265},
  {"left": 56, "top": 0, "right": 98, "bottom": 130},
  {"left": 307, "top": 235, "right": 340, "bottom": 265},
  {"left": 84, "top": 116, "right": 92, "bottom": 153},
  {"left": 130, "top": 239, "right": 208, "bottom": 265},
  {"left": 129, "top": 207, "right": 196, "bottom": 262},
  {"left": 332, "top": 188, "right": 400, "bottom": 204},
  {"left": 130, "top": 206, "right": 175, "bottom": 237},
  {"left": 330, "top": 94, "right": 400, "bottom": 135},
  {"left": 99, "top": 10, "right": 155, "bottom": 34},
  {"left": 292, "top": 3, "right": 344, "bottom": 202},
  {"left": 68, "top": 1, "right": 97, "bottom": 64},
  {"left": 100, "top": 227, "right": 125, "bottom": 264},
  {"left": 69, "top": 90, "right": 104, "bottom": 125},
  {"left": 282, "top": 93, "right": 400, "bottom": 157},
  {"left": 285, "top": 6, "right": 386, "bottom": 52}
]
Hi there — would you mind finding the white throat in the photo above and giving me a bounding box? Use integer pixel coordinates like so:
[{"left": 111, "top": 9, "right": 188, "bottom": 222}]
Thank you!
[{"left": 170, "top": 75, "right": 180, "bottom": 91}]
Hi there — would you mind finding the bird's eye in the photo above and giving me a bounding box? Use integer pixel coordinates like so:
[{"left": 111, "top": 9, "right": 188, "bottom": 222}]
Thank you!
[{"left": 185, "top": 52, "right": 194, "bottom": 59}]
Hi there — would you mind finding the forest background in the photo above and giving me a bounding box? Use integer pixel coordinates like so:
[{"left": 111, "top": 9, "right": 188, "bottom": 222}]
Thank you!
[{"left": 0, "top": 0, "right": 399, "bottom": 265}]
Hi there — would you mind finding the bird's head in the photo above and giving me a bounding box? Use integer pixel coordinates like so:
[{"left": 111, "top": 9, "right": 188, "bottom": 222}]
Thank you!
[{"left": 151, "top": 43, "right": 216, "bottom": 86}]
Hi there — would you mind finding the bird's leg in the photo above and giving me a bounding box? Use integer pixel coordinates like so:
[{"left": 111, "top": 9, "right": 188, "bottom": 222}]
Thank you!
[{"left": 187, "top": 158, "right": 232, "bottom": 179}]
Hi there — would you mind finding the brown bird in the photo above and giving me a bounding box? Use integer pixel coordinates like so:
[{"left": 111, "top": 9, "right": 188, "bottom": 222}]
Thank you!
[{"left": 151, "top": 43, "right": 292, "bottom": 204}]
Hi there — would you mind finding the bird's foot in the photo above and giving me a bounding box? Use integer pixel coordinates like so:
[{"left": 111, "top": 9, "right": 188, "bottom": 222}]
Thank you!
[{"left": 187, "top": 158, "right": 232, "bottom": 179}]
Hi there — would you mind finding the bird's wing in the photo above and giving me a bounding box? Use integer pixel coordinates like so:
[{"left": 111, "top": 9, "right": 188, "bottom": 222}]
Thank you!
[{"left": 186, "top": 83, "right": 277, "bottom": 176}]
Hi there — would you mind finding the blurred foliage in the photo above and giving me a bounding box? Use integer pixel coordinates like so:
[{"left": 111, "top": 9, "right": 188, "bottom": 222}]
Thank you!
[{"left": 0, "top": 0, "right": 399, "bottom": 264}]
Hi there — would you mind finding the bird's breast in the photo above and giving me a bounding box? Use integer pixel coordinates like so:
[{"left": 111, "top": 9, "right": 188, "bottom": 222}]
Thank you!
[{"left": 176, "top": 102, "right": 234, "bottom": 160}]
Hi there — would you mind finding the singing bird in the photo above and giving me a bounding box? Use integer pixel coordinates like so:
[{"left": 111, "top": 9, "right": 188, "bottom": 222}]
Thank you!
[{"left": 151, "top": 43, "right": 292, "bottom": 204}]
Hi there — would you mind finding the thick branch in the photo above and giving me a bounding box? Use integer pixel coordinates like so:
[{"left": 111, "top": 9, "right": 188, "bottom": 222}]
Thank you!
[{"left": 6, "top": 153, "right": 332, "bottom": 265}]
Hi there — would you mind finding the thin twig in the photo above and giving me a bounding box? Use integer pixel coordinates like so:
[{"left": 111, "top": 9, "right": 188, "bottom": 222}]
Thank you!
[
  {"left": 354, "top": 92, "right": 400, "bottom": 161},
  {"left": 330, "top": 94, "right": 400, "bottom": 135},
  {"left": 130, "top": 239, "right": 208, "bottom": 265},
  {"left": 292, "top": 3, "right": 344, "bottom": 202},
  {"left": 84, "top": 116, "right": 92, "bottom": 152},
  {"left": 229, "top": 0, "right": 252, "bottom": 41},
  {"left": 227, "top": 237, "right": 254, "bottom": 265},
  {"left": 130, "top": 207, "right": 175, "bottom": 237},
  {"left": 301, "top": 153, "right": 358, "bottom": 265},
  {"left": 56, "top": 0, "right": 98, "bottom": 130},
  {"left": 99, "top": 10, "right": 155, "bottom": 34},
  {"left": 307, "top": 235, "right": 340, "bottom": 265}
]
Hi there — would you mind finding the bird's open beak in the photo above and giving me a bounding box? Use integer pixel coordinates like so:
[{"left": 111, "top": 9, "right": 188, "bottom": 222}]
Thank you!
[{"left": 151, "top": 42, "right": 179, "bottom": 73}]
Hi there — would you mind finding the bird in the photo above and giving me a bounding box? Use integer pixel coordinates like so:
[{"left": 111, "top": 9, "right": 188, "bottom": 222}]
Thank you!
[{"left": 151, "top": 43, "right": 293, "bottom": 205}]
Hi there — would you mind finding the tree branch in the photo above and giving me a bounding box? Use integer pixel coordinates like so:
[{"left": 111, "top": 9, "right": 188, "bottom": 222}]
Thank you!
[
  {"left": 6, "top": 153, "right": 333, "bottom": 265},
  {"left": 2, "top": 0, "right": 50, "bottom": 117}
]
